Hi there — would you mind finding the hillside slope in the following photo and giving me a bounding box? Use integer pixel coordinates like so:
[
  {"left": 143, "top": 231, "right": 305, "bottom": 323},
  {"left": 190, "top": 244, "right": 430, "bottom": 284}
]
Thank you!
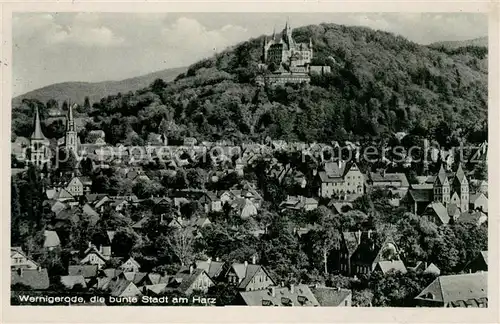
[
  {"left": 13, "top": 23, "right": 487, "bottom": 146},
  {"left": 12, "top": 66, "right": 187, "bottom": 106},
  {"left": 429, "top": 36, "right": 488, "bottom": 49}
]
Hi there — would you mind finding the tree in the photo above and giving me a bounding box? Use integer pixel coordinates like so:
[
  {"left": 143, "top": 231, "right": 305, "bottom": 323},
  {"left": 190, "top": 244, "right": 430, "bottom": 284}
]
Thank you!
[
  {"left": 167, "top": 227, "right": 195, "bottom": 266},
  {"left": 186, "top": 168, "right": 207, "bottom": 189},
  {"left": 83, "top": 96, "right": 91, "bottom": 113},
  {"left": 111, "top": 227, "right": 139, "bottom": 257},
  {"left": 312, "top": 216, "right": 341, "bottom": 275}
]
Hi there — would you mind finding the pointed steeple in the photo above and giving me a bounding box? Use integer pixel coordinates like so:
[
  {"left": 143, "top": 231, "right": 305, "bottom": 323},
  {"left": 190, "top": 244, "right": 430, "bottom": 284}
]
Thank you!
[
  {"left": 455, "top": 162, "right": 466, "bottom": 182},
  {"left": 31, "top": 105, "right": 46, "bottom": 140},
  {"left": 67, "top": 102, "right": 75, "bottom": 132},
  {"left": 436, "top": 164, "right": 448, "bottom": 185}
]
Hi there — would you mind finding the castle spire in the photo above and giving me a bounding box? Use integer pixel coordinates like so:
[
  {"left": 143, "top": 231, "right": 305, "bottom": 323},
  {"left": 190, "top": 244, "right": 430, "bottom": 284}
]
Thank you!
[{"left": 32, "top": 105, "right": 46, "bottom": 140}]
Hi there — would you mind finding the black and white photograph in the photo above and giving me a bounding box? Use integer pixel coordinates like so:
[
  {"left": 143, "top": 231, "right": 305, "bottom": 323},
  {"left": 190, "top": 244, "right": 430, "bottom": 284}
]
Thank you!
[{"left": 8, "top": 10, "right": 490, "bottom": 309}]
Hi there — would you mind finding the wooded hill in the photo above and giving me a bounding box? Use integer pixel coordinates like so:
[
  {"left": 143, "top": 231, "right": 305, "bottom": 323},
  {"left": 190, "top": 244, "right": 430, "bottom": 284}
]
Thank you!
[{"left": 12, "top": 23, "right": 488, "bottom": 146}]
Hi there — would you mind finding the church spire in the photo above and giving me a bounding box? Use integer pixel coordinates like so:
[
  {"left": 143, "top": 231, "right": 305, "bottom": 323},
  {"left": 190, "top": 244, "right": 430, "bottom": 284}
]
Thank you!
[
  {"left": 67, "top": 101, "right": 75, "bottom": 132},
  {"left": 32, "top": 105, "right": 46, "bottom": 140}
]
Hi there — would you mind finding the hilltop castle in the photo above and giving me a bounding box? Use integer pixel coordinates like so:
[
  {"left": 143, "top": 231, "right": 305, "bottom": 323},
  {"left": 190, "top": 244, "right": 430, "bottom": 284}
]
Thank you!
[
  {"left": 257, "top": 21, "right": 330, "bottom": 86},
  {"left": 263, "top": 21, "right": 313, "bottom": 68}
]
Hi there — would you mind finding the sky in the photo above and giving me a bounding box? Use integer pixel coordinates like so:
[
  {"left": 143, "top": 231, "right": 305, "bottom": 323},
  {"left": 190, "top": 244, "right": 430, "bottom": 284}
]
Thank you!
[{"left": 12, "top": 12, "right": 488, "bottom": 97}]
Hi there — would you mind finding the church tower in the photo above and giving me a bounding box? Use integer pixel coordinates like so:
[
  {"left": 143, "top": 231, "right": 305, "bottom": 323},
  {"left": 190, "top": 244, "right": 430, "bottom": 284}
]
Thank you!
[
  {"left": 433, "top": 164, "right": 450, "bottom": 205},
  {"left": 65, "top": 103, "right": 78, "bottom": 153},
  {"left": 452, "top": 163, "right": 469, "bottom": 212},
  {"left": 29, "top": 106, "right": 50, "bottom": 168}
]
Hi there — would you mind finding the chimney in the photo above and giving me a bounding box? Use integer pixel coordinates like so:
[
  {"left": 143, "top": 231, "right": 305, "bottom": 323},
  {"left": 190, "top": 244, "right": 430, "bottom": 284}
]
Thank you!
[
  {"left": 290, "top": 284, "right": 295, "bottom": 294},
  {"left": 281, "top": 281, "right": 284, "bottom": 287},
  {"left": 271, "top": 287, "right": 276, "bottom": 297},
  {"left": 98, "top": 245, "right": 102, "bottom": 253},
  {"left": 207, "top": 257, "right": 212, "bottom": 265},
  {"left": 189, "top": 265, "right": 194, "bottom": 274},
  {"left": 338, "top": 159, "right": 343, "bottom": 170},
  {"left": 252, "top": 254, "right": 257, "bottom": 265},
  {"left": 244, "top": 261, "right": 248, "bottom": 269},
  {"left": 367, "top": 229, "right": 372, "bottom": 239},
  {"left": 37, "top": 266, "right": 42, "bottom": 272},
  {"left": 88, "top": 241, "right": 92, "bottom": 248},
  {"left": 216, "top": 257, "right": 220, "bottom": 262},
  {"left": 356, "top": 230, "right": 362, "bottom": 244},
  {"left": 424, "top": 261, "right": 428, "bottom": 270}
]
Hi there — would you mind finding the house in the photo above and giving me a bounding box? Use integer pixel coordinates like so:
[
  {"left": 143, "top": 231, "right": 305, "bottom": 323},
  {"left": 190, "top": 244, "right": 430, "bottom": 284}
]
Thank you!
[
  {"left": 65, "top": 176, "right": 91, "bottom": 197},
  {"left": 52, "top": 188, "right": 76, "bottom": 203},
  {"left": 225, "top": 258, "right": 275, "bottom": 291},
  {"left": 328, "top": 201, "right": 353, "bottom": 215},
  {"left": 80, "top": 244, "right": 111, "bottom": 268},
  {"left": 60, "top": 275, "right": 87, "bottom": 289},
  {"left": 335, "top": 231, "right": 401, "bottom": 277},
  {"left": 68, "top": 264, "right": 99, "bottom": 285},
  {"left": 457, "top": 210, "right": 487, "bottom": 227},
  {"left": 199, "top": 191, "right": 222, "bottom": 213},
  {"left": 373, "top": 260, "right": 407, "bottom": 275},
  {"left": 409, "top": 261, "right": 441, "bottom": 276},
  {"left": 280, "top": 195, "right": 318, "bottom": 212},
  {"left": 414, "top": 272, "right": 487, "bottom": 307},
  {"left": 422, "top": 201, "right": 450, "bottom": 225},
  {"left": 49, "top": 200, "right": 67, "bottom": 216},
  {"left": 167, "top": 266, "right": 214, "bottom": 295},
  {"left": 11, "top": 247, "right": 38, "bottom": 270},
  {"left": 106, "top": 277, "right": 142, "bottom": 298},
  {"left": 317, "top": 161, "right": 364, "bottom": 198},
  {"left": 11, "top": 268, "right": 50, "bottom": 290},
  {"left": 238, "top": 284, "right": 320, "bottom": 306},
  {"left": 463, "top": 251, "right": 488, "bottom": 273},
  {"left": 310, "top": 285, "right": 352, "bottom": 307},
  {"left": 82, "top": 203, "right": 100, "bottom": 222},
  {"left": 404, "top": 189, "right": 433, "bottom": 214},
  {"left": 368, "top": 171, "right": 409, "bottom": 191},
  {"left": 120, "top": 257, "right": 141, "bottom": 273},
  {"left": 469, "top": 192, "right": 488, "bottom": 213},
  {"left": 231, "top": 198, "right": 258, "bottom": 219},
  {"left": 43, "top": 230, "right": 61, "bottom": 251},
  {"left": 193, "top": 258, "right": 226, "bottom": 281}
]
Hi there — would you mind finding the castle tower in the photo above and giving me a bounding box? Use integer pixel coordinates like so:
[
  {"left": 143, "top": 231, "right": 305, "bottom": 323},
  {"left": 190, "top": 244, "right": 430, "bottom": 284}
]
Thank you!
[
  {"left": 29, "top": 106, "right": 50, "bottom": 168},
  {"left": 433, "top": 164, "right": 450, "bottom": 205},
  {"left": 65, "top": 102, "right": 78, "bottom": 153},
  {"left": 452, "top": 163, "right": 469, "bottom": 212}
]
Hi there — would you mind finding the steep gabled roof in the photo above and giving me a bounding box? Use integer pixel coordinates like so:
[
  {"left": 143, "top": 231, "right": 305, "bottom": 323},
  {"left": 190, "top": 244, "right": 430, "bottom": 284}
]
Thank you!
[
  {"left": 311, "top": 286, "right": 352, "bottom": 306},
  {"left": 435, "top": 164, "right": 449, "bottom": 186}
]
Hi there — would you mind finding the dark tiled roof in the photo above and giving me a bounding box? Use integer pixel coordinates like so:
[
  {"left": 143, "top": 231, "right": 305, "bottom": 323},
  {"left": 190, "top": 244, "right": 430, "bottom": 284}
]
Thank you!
[
  {"left": 408, "top": 189, "right": 433, "bottom": 202},
  {"left": 195, "top": 260, "right": 226, "bottom": 279},
  {"left": 415, "top": 272, "right": 487, "bottom": 304},
  {"left": 68, "top": 265, "right": 99, "bottom": 278}
]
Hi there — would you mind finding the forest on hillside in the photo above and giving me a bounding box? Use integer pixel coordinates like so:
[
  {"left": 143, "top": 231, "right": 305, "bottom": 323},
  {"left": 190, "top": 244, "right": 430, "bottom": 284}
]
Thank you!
[{"left": 12, "top": 23, "right": 488, "bottom": 146}]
